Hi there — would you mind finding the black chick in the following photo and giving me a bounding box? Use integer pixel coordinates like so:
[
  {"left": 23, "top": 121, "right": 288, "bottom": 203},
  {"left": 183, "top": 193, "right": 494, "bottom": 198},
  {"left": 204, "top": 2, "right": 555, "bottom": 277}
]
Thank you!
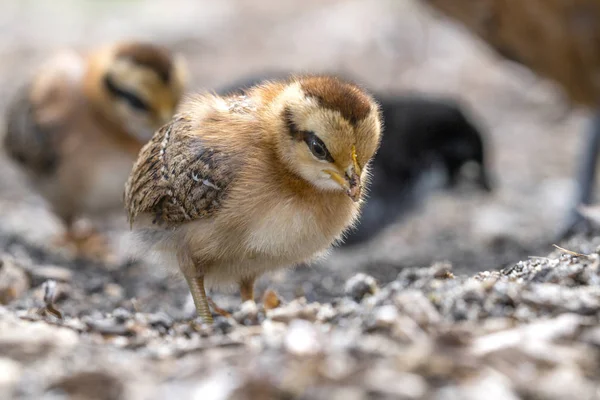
[
  {"left": 343, "top": 95, "right": 492, "bottom": 246},
  {"left": 216, "top": 73, "right": 493, "bottom": 246}
]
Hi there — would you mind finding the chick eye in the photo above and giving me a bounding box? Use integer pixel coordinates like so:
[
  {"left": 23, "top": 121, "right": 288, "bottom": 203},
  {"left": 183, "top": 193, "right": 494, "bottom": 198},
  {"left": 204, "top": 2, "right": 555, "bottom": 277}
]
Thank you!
[
  {"left": 120, "top": 91, "right": 150, "bottom": 112},
  {"left": 103, "top": 74, "right": 151, "bottom": 112},
  {"left": 305, "top": 132, "right": 332, "bottom": 162}
]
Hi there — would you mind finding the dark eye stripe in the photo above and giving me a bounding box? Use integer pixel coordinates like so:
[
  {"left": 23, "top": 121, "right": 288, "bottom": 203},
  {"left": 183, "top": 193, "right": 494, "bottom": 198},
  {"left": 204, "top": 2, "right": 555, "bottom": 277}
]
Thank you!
[
  {"left": 282, "top": 107, "right": 334, "bottom": 163},
  {"left": 304, "top": 131, "right": 334, "bottom": 163},
  {"left": 103, "top": 74, "right": 151, "bottom": 112}
]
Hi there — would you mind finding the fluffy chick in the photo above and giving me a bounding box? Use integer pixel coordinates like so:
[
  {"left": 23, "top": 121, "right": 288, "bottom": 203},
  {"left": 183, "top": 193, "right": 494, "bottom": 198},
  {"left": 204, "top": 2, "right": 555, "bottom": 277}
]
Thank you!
[
  {"left": 4, "top": 42, "right": 186, "bottom": 256},
  {"left": 218, "top": 73, "right": 492, "bottom": 246},
  {"left": 125, "top": 75, "right": 382, "bottom": 323}
]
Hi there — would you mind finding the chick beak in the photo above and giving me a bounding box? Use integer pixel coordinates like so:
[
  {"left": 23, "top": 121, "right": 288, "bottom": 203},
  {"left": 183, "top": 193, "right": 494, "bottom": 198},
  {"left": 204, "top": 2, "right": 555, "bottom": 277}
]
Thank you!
[
  {"left": 324, "top": 146, "right": 363, "bottom": 201},
  {"left": 346, "top": 145, "right": 362, "bottom": 202},
  {"left": 346, "top": 170, "right": 361, "bottom": 201}
]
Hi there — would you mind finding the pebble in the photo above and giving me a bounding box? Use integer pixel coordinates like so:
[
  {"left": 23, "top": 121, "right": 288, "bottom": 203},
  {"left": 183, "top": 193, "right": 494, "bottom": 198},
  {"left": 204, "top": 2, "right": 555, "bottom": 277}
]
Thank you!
[
  {"left": 84, "top": 317, "right": 135, "bottom": 337},
  {"left": 344, "top": 273, "right": 378, "bottom": 302},
  {"left": 0, "top": 258, "right": 29, "bottom": 305},
  {"left": 147, "top": 312, "right": 174, "bottom": 331},
  {"left": 267, "top": 299, "right": 320, "bottom": 323},
  {"left": 111, "top": 307, "right": 133, "bottom": 323},
  {"left": 284, "top": 319, "right": 322, "bottom": 356},
  {"left": 29, "top": 265, "right": 73, "bottom": 284},
  {"left": 262, "top": 289, "right": 282, "bottom": 310},
  {"left": 233, "top": 300, "right": 259, "bottom": 325},
  {"left": 0, "top": 357, "right": 22, "bottom": 396},
  {"left": 394, "top": 290, "right": 442, "bottom": 326},
  {"left": 0, "top": 225, "right": 599, "bottom": 399}
]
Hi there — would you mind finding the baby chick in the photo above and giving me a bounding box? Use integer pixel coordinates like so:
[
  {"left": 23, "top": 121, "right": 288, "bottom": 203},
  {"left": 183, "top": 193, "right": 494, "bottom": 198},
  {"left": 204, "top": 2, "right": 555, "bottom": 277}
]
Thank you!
[
  {"left": 125, "top": 75, "right": 382, "bottom": 323},
  {"left": 4, "top": 42, "right": 186, "bottom": 256},
  {"left": 218, "top": 73, "right": 492, "bottom": 246}
]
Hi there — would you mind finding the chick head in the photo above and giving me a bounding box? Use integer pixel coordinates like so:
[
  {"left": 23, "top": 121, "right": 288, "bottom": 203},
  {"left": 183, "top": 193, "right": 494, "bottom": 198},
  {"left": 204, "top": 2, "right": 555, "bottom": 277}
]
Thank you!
[
  {"left": 270, "top": 75, "right": 382, "bottom": 202},
  {"left": 100, "top": 42, "right": 187, "bottom": 141}
]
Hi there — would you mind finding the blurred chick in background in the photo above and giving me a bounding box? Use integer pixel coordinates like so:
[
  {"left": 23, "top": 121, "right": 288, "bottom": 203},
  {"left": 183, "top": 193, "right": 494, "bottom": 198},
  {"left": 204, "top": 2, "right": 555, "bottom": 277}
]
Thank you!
[
  {"left": 125, "top": 75, "right": 382, "bottom": 322},
  {"left": 344, "top": 95, "right": 491, "bottom": 246},
  {"left": 3, "top": 41, "right": 187, "bottom": 258},
  {"left": 217, "top": 73, "right": 492, "bottom": 247}
]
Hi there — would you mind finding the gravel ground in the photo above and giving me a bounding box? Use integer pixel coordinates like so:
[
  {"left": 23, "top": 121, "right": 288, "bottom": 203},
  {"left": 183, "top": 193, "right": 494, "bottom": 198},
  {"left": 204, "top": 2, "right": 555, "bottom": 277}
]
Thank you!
[
  {"left": 2, "top": 235, "right": 600, "bottom": 399},
  {"left": 0, "top": 0, "right": 599, "bottom": 399}
]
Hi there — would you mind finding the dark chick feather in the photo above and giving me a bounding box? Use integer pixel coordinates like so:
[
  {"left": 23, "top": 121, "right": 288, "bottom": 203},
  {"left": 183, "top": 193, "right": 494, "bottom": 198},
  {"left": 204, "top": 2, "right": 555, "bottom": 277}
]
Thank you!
[
  {"left": 115, "top": 43, "right": 174, "bottom": 83},
  {"left": 375, "top": 95, "right": 490, "bottom": 189},
  {"left": 125, "top": 115, "right": 236, "bottom": 226},
  {"left": 299, "top": 76, "right": 372, "bottom": 125},
  {"left": 4, "top": 85, "right": 62, "bottom": 175},
  {"left": 344, "top": 95, "right": 491, "bottom": 246}
]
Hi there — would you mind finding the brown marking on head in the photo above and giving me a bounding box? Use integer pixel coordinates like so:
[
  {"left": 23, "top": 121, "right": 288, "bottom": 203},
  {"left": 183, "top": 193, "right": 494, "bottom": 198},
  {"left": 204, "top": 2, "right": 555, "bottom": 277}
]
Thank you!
[
  {"left": 115, "top": 43, "right": 173, "bottom": 83},
  {"left": 282, "top": 106, "right": 302, "bottom": 140},
  {"left": 298, "top": 76, "right": 372, "bottom": 125}
]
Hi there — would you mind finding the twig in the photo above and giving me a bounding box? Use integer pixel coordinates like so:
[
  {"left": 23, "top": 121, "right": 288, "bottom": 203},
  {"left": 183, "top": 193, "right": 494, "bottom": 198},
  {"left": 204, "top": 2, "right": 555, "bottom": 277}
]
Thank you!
[{"left": 552, "top": 244, "right": 589, "bottom": 258}]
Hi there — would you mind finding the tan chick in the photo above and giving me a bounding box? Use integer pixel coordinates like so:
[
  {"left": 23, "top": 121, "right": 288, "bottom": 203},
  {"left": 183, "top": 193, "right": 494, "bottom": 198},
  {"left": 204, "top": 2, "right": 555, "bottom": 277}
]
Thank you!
[
  {"left": 124, "top": 75, "right": 382, "bottom": 323},
  {"left": 4, "top": 42, "right": 187, "bottom": 256}
]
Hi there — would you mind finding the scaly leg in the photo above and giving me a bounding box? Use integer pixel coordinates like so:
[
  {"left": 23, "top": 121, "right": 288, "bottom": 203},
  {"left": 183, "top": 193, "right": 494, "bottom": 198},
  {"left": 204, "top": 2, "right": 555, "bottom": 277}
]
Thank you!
[
  {"left": 239, "top": 276, "right": 256, "bottom": 302},
  {"left": 185, "top": 275, "right": 213, "bottom": 324}
]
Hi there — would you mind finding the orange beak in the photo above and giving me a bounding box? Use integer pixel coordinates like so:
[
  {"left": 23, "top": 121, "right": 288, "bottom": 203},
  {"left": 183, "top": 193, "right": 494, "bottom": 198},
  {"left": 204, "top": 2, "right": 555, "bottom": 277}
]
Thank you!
[
  {"left": 345, "top": 170, "right": 362, "bottom": 202},
  {"left": 324, "top": 145, "right": 363, "bottom": 202},
  {"left": 346, "top": 145, "right": 362, "bottom": 201}
]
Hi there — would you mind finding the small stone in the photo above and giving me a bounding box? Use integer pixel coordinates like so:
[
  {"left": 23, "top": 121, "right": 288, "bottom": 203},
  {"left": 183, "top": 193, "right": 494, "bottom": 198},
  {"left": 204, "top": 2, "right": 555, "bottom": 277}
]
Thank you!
[
  {"left": 262, "top": 289, "right": 282, "bottom": 310},
  {"left": 316, "top": 303, "right": 337, "bottom": 322},
  {"left": 0, "top": 357, "right": 22, "bottom": 397},
  {"left": 364, "top": 367, "right": 427, "bottom": 399},
  {"left": 433, "top": 370, "right": 518, "bottom": 400},
  {"left": 48, "top": 371, "right": 125, "bottom": 400},
  {"left": 0, "top": 258, "right": 29, "bottom": 305},
  {"left": 212, "top": 316, "right": 235, "bottom": 334},
  {"left": 85, "top": 317, "right": 135, "bottom": 337},
  {"left": 111, "top": 308, "right": 133, "bottom": 323},
  {"left": 432, "top": 262, "right": 455, "bottom": 280},
  {"left": 374, "top": 305, "right": 399, "bottom": 329},
  {"left": 0, "top": 313, "right": 79, "bottom": 362},
  {"left": 62, "top": 318, "right": 86, "bottom": 332},
  {"left": 344, "top": 273, "right": 378, "bottom": 302},
  {"left": 394, "top": 290, "right": 442, "bottom": 326},
  {"left": 527, "top": 366, "right": 597, "bottom": 400},
  {"left": 267, "top": 299, "right": 320, "bottom": 323},
  {"left": 284, "top": 319, "right": 322, "bottom": 356},
  {"left": 261, "top": 319, "right": 287, "bottom": 348},
  {"left": 321, "top": 353, "right": 357, "bottom": 380},
  {"left": 29, "top": 265, "right": 73, "bottom": 284},
  {"left": 103, "top": 283, "right": 124, "bottom": 299},
  {"left": 148, "top": 312, "right": 174, "bottom": 332},
  {"left": 233, "top": 300, "right": 259, "bottom": 325}
]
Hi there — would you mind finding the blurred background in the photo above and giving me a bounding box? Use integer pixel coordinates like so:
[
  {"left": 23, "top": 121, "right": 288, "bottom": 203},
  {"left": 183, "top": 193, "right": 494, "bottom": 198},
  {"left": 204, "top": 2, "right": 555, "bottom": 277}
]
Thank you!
[{"left": 0, "top": 0, "right": 590, "bottom": 309}]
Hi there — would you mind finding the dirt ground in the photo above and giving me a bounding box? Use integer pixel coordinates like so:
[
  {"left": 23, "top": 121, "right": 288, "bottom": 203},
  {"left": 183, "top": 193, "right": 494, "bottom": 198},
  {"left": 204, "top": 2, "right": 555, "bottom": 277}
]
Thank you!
[{"left": 0, "top": 1, "right": 598, "bottom": 399}]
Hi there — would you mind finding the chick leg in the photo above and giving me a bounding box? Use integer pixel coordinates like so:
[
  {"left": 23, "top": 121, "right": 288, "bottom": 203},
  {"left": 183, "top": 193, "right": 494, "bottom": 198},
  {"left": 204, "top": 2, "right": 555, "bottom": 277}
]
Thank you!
[
  {"left": 239, "top": 277, "right": 256, "bottom": 302},
  {"left": 560, "top": 110, "right": 600, "bottom": 239},
  {"left": 185, "top": 275, "right": 213, "bottom": 324}
]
